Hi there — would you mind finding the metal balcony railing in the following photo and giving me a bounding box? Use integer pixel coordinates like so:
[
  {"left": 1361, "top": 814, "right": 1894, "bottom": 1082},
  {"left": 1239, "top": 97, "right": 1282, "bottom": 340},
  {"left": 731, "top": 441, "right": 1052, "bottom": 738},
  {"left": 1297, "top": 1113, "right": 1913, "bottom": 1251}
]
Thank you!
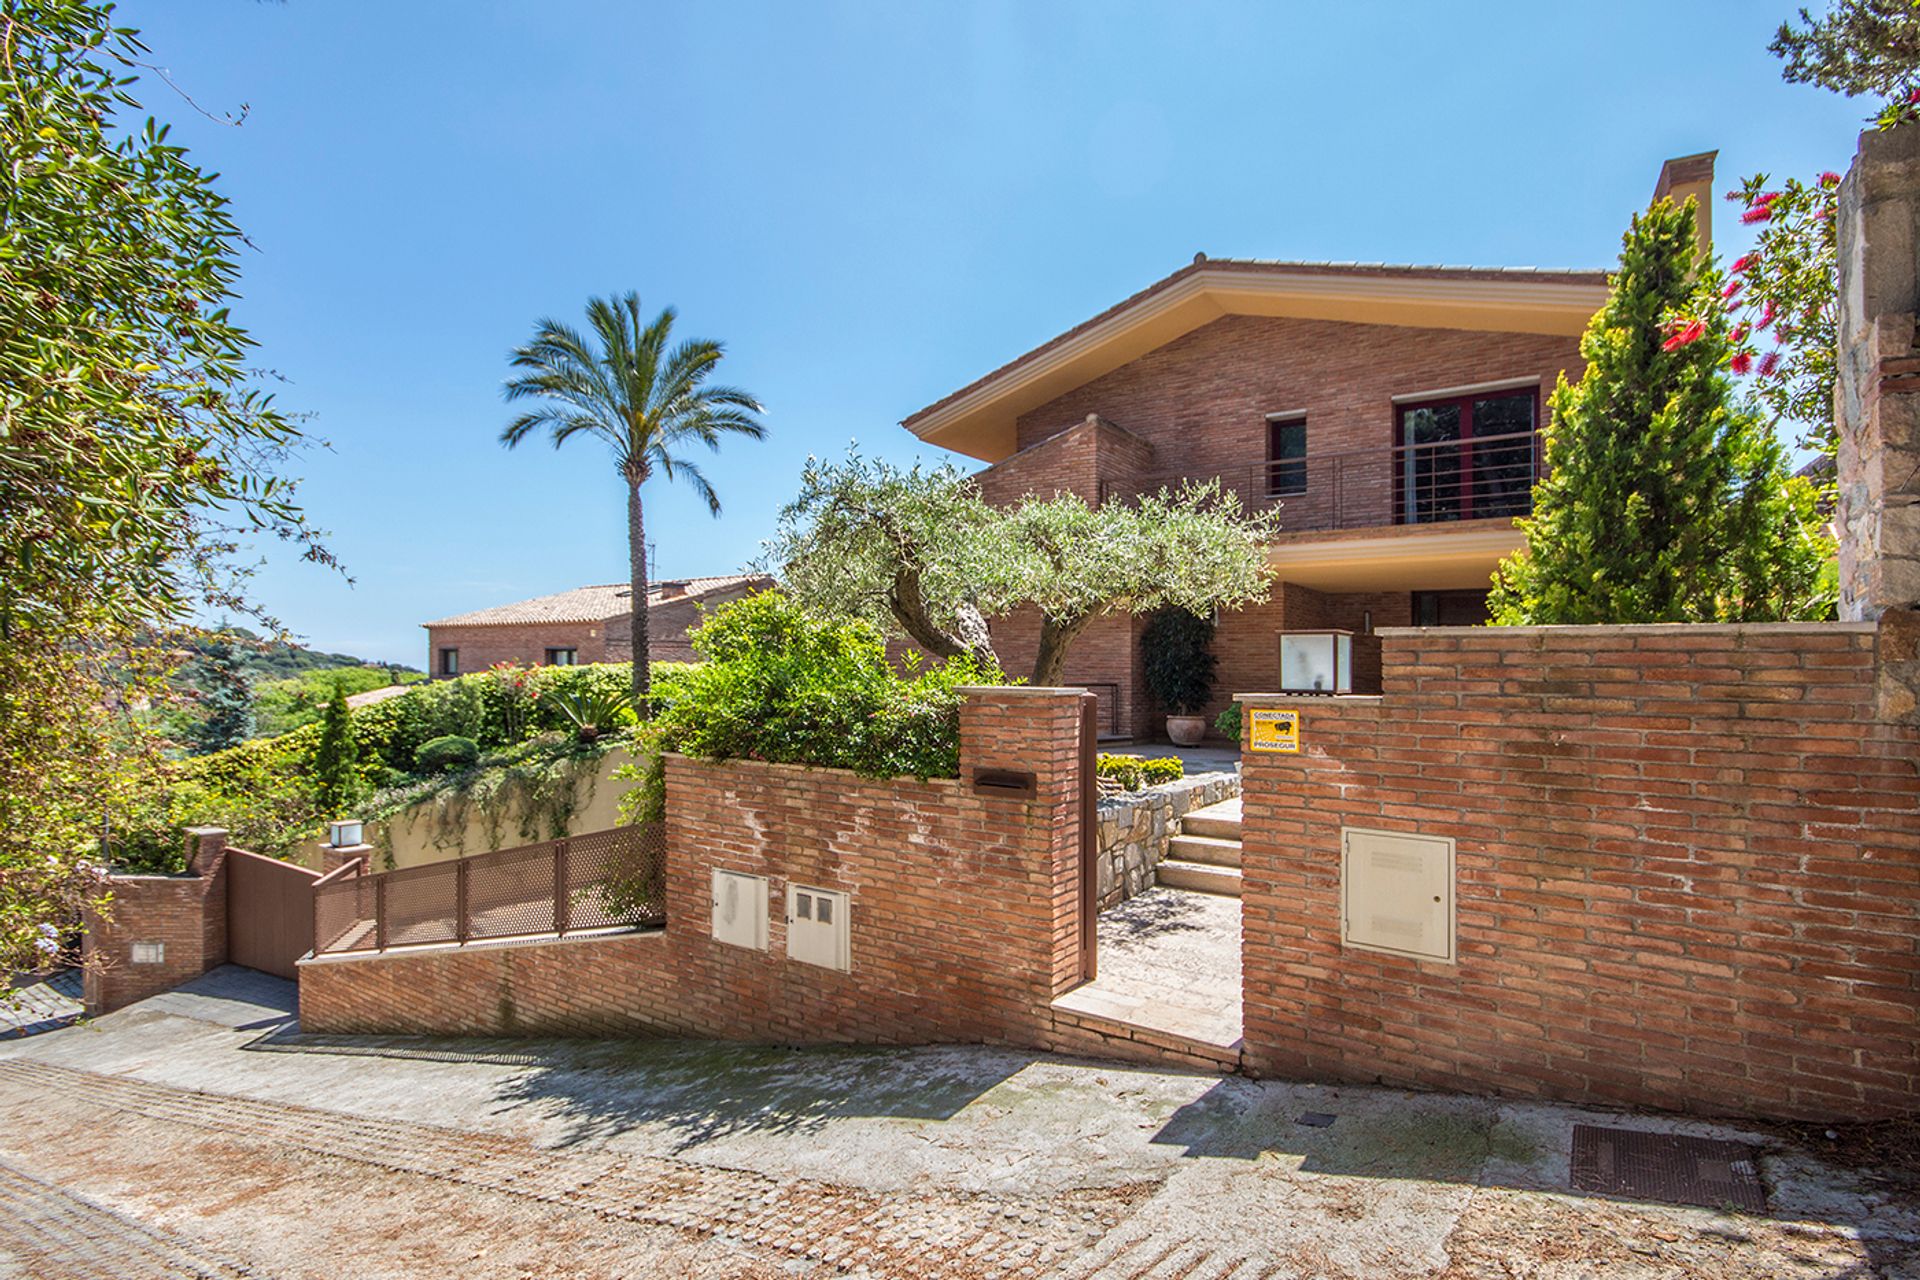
[{"left": 1097, "top": 429, "right": 1541, "bottom": 532}]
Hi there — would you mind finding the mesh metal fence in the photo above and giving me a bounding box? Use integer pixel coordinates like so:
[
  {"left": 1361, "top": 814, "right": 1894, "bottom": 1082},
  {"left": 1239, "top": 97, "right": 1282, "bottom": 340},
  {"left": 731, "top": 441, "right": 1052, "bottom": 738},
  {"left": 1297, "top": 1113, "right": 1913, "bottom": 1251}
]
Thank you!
[{"left": 310, "top": 825, "right": 665, "bottom": 956}]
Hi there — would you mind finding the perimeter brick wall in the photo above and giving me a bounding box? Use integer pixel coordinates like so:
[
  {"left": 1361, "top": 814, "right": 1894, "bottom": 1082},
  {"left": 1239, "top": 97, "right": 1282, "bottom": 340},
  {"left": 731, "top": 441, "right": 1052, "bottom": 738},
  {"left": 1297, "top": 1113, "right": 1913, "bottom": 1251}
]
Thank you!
[
  {"left": 300, "top": 689, "right": 1224, "bottom": 1069},
  {"left": 1237, "top": 621, "right": 1920, "bottom": 1122},
  {"left": 83, "top": 828, "right": 229, "bottom": 1015}
]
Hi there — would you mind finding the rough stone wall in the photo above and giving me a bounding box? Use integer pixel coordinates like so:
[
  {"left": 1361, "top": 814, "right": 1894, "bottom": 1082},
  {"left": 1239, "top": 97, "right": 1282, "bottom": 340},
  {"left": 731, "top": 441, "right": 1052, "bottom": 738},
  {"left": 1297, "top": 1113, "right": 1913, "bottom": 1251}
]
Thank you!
[
  {"left": 1237, "top": 622, "right": 1920, "bottom": 1123},
  {"left": 1095, "top": 771, "right": 1241, "bottom": 909},
  {"left": 1837, "top": 123, "right": 1920, "bottom": 719},
  {"left": 82, "top": 829, "right": 228, "bottom": 1015}
]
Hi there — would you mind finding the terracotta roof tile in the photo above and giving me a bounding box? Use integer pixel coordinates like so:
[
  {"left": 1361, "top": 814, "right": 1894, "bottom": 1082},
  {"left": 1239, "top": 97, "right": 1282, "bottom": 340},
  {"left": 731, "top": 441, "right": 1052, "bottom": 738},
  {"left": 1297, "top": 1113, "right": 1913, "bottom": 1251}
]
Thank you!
[{"left": 424, "top": 575, "right": 771, "bottom": 628}]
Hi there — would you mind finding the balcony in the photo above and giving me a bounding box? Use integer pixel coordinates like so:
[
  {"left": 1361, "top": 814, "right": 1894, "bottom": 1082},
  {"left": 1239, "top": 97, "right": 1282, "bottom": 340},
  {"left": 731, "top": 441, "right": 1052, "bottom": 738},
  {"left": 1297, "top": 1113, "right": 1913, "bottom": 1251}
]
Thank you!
[{"left": 1099, "top": 429, "right": 1541, "bottom": 535}]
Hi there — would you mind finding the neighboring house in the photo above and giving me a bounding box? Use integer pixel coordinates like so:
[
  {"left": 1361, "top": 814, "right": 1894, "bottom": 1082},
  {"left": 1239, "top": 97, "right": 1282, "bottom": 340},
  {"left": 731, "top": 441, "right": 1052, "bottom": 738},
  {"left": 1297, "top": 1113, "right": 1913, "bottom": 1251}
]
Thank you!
[
  {"left": 422, "top": 575, "right": 773, "bottom": 677},
  {"left": 900, "top": 155, "right": 1713, "bottom": 739}
]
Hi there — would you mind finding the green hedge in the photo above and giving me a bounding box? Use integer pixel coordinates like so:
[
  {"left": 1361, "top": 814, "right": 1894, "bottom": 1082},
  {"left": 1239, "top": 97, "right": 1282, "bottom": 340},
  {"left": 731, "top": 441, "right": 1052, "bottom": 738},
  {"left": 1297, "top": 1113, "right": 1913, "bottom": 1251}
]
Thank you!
[
  {"left": 113, "top": 661, "right": 690, "bottom": 869},
  {"left": 655, "top": 591, "right": 999, "bottom": 780}
]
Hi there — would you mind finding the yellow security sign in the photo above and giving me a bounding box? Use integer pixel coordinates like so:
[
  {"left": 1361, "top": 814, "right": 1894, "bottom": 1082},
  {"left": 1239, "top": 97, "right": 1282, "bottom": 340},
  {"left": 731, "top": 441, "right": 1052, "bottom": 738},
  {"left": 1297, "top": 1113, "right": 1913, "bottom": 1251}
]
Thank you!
[{"left": 1248, "top": 708, "right": 1300, "bottom": 753}]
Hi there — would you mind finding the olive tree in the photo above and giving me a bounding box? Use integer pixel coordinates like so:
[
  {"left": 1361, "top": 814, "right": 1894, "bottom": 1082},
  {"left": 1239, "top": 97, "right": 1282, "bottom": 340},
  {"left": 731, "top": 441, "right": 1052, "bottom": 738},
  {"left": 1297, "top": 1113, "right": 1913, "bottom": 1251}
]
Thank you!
[{"left": 769, "top": 452, "right": 1278, "bottom": 685}]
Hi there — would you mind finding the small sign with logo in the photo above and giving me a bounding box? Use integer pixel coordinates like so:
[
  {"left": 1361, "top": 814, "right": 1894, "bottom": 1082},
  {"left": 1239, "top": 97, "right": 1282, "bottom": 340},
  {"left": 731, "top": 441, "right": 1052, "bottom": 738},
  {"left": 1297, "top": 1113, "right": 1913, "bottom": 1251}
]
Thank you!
[{"left": 1248, "top": 708, "right": 1300, "bottom": 753}]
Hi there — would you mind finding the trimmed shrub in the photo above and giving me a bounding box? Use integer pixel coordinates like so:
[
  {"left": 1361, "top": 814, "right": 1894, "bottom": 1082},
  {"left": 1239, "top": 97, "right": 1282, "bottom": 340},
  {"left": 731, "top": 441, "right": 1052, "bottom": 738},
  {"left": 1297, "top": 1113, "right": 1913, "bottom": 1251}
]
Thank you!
[
  {"left": 415, "top": 734, "right": 481, "bottom": 773},
  {"left": 1141, "top": 608, "right": 1217, "bottom": 716},
  {"left": 658, "top": 591, "right": 1000, "bottom": 779},
  {"left": 1214, "top": 702, "right": 1242, "bottom": 743},
  {"left": 1096, "top": 753, "right": 1184, "bottom": 791}
]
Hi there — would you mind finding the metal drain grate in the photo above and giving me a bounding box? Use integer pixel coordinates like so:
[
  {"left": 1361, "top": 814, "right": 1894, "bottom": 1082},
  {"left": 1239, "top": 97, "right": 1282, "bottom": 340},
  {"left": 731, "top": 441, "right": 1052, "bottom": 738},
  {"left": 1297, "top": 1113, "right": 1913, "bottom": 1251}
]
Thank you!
[{"left": 1569, "top": 1124, "right": 1766, "bottom": 1212}]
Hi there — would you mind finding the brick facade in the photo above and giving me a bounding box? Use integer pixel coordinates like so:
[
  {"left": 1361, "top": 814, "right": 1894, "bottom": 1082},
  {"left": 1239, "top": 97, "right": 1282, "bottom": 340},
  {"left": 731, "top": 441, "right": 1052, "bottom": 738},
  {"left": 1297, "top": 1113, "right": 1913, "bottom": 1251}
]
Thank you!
[
  {"left": 425, "top": 618, "right": 613, "bottom": 678},
  {"left": 300, "top": 690, "right": 1224, "bottom": 1069},
  {"left": 1236, "top": 622, "right": 1920, "bottom": 1122},
  {"left": 83, "top": 828, "right": 229, "bottom": 1015},
  {"left": 956, "top": 313, "right": 1580, "bottom": 742}
]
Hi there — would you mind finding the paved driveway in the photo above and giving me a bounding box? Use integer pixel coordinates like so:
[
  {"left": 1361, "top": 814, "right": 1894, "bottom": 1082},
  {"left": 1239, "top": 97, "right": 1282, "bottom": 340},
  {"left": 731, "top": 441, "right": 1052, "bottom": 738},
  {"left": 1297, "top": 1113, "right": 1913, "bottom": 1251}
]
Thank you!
[{"left": 0, "top": 967, "right": 1911, "bottom": 1279}]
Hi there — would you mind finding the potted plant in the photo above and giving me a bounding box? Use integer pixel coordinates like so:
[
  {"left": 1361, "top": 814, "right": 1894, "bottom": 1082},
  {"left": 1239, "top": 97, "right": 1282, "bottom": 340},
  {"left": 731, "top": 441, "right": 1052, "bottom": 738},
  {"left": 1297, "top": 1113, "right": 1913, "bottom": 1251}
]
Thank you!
[{"left": 1141, "top": 608, "right": 1217, "bottom": 746}]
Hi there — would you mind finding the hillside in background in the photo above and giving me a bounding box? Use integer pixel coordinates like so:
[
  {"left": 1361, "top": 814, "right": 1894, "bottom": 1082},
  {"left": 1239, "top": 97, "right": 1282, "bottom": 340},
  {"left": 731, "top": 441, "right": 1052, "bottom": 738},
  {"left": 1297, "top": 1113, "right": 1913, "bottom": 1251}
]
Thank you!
[{"left": 167, "top": 628, "right": 423, "bottom": 750}]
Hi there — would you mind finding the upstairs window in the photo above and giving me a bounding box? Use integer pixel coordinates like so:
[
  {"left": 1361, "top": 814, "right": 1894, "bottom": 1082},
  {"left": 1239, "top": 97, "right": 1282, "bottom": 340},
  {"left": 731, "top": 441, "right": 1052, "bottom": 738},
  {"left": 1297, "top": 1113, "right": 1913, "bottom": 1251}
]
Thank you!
[
  {"left": 1395, "top": 388, "right": 1538, "bottom": 524},
  {"left": 545, "top": 647, "right": 578, "bottom": 666},
  {"left": 438, "top": 647, "right": 459, "bottom": 676},
  {"left": 1267, "top": 413, "right": 1308, "bottom": 497}
]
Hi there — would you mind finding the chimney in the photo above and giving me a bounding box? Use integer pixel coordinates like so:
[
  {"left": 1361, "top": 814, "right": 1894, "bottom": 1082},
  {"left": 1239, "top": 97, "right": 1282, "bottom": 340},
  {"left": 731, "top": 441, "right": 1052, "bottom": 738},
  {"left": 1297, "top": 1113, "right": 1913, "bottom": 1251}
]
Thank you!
[
  {"left": 654, "top": 580, "right": 688, "bottom": 600},
  {"left": 1652, "top": 151, "right": 1718, "bottom": 260}
]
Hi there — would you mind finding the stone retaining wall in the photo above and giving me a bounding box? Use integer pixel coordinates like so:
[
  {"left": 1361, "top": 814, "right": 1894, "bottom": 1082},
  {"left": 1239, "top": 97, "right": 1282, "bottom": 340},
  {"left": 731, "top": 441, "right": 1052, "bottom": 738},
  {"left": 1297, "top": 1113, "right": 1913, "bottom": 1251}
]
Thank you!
[{"left": 1095, "top": 772, "right": 1240, "bottom": 910}]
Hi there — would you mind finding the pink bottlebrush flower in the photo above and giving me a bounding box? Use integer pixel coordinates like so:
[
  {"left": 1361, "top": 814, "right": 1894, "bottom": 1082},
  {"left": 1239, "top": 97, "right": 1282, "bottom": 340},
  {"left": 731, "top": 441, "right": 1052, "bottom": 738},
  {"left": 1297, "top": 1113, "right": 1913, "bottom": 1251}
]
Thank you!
[
  {"left": 1729, "top": 351, "right": 1754, "bottom": 375},
  {"left": 1815, "top": 206, "right": 1831, "bottom": 221},
  {"left": 1741, "top": 204, "right": 1773, "bottom": 225},
  {"left": 1910, "top": 87, "right": 1920, "bottom": 102},
  {"left": 1758, "top": 300, "right": 1776, "bottom": 330},
  {"left": 1731, "top": 252, "right": 1760, "bottom": 274},
  {"left": 1821, "top": 171, "right": 1842, "bottom": 186},
  {"left": 1757, "top": 351, "right": 1782, "bottom": 377},
  {"left": 1722, "top": 280, "right": 1743, "bottom": 301},
  {"left": 1731, "top": 322, "right": 1750, "bottom": 343},
  {"left": 1662, "top": 318, "right": 1707, "bottom": 351},
  {"left": 1756, "top": 190, "right": 1784, "bottom": 205}
]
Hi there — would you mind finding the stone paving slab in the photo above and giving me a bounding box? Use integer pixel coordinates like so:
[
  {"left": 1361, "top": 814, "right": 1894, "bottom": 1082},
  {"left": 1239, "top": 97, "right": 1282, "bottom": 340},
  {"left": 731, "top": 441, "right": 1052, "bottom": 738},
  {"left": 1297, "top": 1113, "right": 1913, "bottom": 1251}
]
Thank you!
[{"left": 1056, "top": 889, "right": 1242, "bottom": 1047}]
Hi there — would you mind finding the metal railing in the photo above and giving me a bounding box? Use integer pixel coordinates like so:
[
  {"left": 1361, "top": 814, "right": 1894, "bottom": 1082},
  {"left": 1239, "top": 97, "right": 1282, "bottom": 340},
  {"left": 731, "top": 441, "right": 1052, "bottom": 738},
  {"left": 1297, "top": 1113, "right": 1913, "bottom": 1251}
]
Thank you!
[
  {"left": 1099, "top": 429, "right": 1541, "bottom": 532},
  {"left": 311, "top": 825, "right": 666, "bottom": 956}
]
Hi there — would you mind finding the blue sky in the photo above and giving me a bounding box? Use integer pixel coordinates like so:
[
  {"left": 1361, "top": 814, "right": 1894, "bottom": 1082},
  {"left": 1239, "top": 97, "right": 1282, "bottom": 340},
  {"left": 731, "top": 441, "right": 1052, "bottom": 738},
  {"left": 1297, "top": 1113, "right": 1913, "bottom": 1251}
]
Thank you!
[{"left": 129, "top": 0, "right": 1868, "bottom": 666}]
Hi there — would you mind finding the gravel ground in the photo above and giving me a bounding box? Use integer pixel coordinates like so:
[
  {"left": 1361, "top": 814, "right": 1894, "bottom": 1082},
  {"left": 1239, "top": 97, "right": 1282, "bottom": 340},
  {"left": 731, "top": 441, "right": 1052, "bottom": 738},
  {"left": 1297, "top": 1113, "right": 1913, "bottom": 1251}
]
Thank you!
[{"left": 0, "top": 967, "right": 1912, "bottom": 1279}]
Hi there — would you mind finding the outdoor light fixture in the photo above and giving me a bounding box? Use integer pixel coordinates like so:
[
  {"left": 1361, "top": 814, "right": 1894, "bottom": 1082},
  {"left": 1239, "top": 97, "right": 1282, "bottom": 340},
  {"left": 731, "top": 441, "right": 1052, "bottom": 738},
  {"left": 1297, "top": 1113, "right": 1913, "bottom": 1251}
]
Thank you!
[
  {"left": 1278, "top": 630, "right": 1354, "bottom": 695},
  {"left": 328, "top": 819, "right": 364, "bottom": 848}
]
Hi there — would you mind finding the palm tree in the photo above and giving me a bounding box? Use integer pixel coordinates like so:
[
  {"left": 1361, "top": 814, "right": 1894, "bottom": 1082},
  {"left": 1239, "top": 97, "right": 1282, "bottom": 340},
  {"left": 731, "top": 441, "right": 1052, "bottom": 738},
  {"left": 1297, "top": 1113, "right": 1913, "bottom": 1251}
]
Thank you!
[{"left": 502, "top": 293, "right": 765, "bottom": 710}]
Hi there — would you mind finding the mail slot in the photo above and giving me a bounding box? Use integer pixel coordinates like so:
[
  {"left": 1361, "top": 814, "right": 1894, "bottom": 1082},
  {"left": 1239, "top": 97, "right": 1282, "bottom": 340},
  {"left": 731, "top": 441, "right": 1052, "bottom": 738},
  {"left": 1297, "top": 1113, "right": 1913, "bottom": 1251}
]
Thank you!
[{"left": 972, "top": 769, "right": 1037, "bottom": 797}]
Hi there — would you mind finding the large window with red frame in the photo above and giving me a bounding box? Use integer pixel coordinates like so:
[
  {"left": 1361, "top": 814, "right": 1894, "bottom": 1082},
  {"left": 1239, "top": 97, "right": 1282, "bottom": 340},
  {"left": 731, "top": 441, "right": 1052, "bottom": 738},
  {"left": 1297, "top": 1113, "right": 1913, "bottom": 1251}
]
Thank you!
[{"left": 1394, "top": 387, "right": 1538, "bottom": 524}]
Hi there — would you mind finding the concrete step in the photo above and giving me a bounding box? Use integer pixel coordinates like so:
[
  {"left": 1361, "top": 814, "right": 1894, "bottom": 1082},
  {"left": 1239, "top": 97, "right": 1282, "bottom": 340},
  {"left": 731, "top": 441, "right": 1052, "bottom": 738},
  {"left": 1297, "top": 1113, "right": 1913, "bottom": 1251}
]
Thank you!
[
  {"left": 1167, "top": 833, "right": 1242, "bottom": 868},
  {"left": 1154, "top": 860, "right": 1243, "bottom": 897},
  {"left": 1181, "top": 798, "right": 1242, "bottom": 841}
]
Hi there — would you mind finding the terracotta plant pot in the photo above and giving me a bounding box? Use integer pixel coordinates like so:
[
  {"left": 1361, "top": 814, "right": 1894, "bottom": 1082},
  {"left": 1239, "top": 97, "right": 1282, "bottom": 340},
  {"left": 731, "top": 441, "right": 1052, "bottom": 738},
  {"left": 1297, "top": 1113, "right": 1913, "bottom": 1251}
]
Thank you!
[{"left": 1166, "top": 715, "right": 1206, "bottom": 746}]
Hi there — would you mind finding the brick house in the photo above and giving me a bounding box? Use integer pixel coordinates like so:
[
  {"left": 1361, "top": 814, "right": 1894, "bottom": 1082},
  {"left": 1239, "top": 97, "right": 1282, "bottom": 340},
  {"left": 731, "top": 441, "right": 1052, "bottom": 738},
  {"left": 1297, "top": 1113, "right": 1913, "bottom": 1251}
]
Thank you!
[
  {"left": 422, "top": 574, "right": 772, "bottom": 677},
  {"left": 901, "top": 156, "right": 1715, "bottom": 740}
]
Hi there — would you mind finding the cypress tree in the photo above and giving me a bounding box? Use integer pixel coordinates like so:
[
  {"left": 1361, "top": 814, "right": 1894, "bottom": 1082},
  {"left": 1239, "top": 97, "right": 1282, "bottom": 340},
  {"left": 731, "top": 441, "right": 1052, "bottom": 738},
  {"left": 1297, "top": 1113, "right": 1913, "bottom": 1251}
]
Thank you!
[
  {"left": 311, "top": 678, "right": 359, "bottom": 815},
  {"left": 1489, "top": 198, "right": 1830, "bottom": 624}
]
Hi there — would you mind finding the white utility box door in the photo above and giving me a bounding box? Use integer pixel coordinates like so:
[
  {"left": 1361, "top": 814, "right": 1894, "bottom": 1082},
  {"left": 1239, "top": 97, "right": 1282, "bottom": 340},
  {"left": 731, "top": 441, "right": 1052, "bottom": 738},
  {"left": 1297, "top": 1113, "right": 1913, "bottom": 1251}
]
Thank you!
[
  {"left": 1340, "top": 827, "right": 1455, "bottom": 963},
  {"left": 786, "top": 884, "right": 850, "bottom": 972},
  {"left": 710, "top": 869, "right": 768, "bottom": 950}
]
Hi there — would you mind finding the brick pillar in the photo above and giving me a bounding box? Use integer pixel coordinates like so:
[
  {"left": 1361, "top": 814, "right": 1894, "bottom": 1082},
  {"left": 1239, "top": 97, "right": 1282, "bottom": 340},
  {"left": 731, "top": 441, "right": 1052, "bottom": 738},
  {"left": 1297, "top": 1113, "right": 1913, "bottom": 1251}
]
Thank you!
[
  {"left": 1836, "top": 122, "right": 1920, "bottom": 717},
  {"left": 82, "top": 827, "right": 230, "bottom": 1015},
  {"left": 957, "top": 686, "right": 1091, "bottom": 998}
]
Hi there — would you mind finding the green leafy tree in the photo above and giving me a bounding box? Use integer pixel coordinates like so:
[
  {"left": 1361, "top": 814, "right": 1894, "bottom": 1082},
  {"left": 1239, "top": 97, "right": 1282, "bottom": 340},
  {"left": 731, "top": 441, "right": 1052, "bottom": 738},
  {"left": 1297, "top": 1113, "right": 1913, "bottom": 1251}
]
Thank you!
[
  {"left": 1490, "top": 200, "right": 1831, "bottom": 624},
  {"left": 0, "top": 1, "right": 329, "bottom": 976},
  {"left": 501, "top": 294, "right": 766, "bottom": 711},
  {"left": 184, "top": 635, "right": 256, "bottom": 755},
  {"left": 1771, "top": 1, "right": 1920, "bottom": 121},
  {"left": 310, "top": 680, "right": 358, "bottom": 815},
  {"left": 771, "top": 453, "right": 1278, "bottom": 685}
]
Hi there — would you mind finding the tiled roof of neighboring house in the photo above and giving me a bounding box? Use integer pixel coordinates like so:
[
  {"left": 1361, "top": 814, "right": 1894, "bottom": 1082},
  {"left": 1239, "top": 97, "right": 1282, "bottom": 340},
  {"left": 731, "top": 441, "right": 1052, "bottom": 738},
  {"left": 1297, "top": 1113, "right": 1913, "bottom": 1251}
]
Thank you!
[{"left": 424, "top": 575, "right": 771, "bottom": 628}]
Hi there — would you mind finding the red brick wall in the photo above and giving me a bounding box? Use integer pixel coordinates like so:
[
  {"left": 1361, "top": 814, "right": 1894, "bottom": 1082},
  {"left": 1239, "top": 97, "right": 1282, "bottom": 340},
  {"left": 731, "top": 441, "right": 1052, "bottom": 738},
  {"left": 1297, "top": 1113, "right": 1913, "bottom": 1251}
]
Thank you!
[
  {"left": 83, "top": 829, "right": 229, "bottom": 1015},
  {"left": 425, "top": 620, "right": 613, "bottom": 678},
  {"left": 300, "top": 690, "right": 1137, "bottom": 1058},
  {"left": 1013, "top": 313, "right": 1579, "bottom": 517},
  {"left": 1237, "top": 621, "right": 1920, "bottom": 1122},
  {"left": 975, "top": 414, "right": 1153, "bottom": 508}
]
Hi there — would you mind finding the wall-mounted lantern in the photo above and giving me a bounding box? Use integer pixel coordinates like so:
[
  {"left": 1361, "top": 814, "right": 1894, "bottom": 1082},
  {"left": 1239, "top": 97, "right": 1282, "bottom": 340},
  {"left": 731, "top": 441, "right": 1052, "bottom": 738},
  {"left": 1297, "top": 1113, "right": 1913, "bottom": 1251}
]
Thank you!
[
  {"left": 1278, "top": 630, "right": 1354, "bottom": 695},
  {"left": 328, "top": 819, "right": 365, "bottom": 849}
]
